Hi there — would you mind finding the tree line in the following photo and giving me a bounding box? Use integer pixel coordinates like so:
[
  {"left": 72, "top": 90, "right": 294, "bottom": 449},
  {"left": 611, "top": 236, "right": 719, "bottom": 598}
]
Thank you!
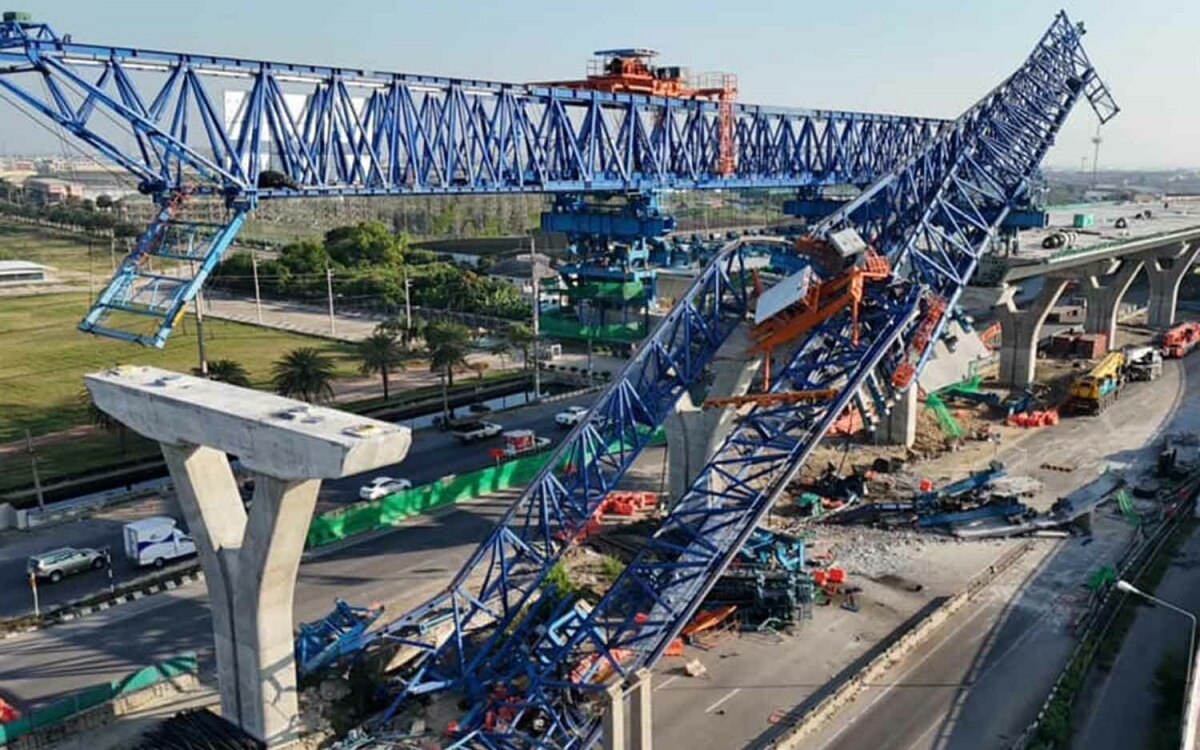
[{"left": 211, "top": 220, "right": 533, "bottom": 320}]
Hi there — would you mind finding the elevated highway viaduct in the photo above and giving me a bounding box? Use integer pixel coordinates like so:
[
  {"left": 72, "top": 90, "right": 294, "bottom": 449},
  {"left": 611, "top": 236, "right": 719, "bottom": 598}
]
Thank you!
[{"left": 974, "top": 201, "right": 1200, "bottom": 388}]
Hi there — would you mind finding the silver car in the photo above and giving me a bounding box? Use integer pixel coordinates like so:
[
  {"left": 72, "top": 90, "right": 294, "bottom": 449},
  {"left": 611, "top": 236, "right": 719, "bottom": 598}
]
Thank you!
[{"left": 26, "top": 547, "right": 107, "bottom": 583}]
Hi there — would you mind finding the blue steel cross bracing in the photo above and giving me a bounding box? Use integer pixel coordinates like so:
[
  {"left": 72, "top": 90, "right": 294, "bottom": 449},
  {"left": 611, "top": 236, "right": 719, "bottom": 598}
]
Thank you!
[
  {"left": 0, "top": 16, "right": 952, "bottom": 349},
  {"left": 352, "top": 11, "right": 1115, "bottom": 750},
  {"left": 0, "top": 19, "right": 945, "bottom": 201}
]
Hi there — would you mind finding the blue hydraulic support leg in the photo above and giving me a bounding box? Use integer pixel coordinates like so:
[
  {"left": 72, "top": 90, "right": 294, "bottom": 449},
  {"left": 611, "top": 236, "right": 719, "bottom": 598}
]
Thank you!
[{"left": 79, "top": 203, "right": 247, "bottom": 348}]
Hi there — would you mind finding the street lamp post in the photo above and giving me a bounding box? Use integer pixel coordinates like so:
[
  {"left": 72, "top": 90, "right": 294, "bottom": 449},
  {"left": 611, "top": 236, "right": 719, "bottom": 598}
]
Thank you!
[{"left": 1116, "top": 579, "right": 1197, "bottom": 748}]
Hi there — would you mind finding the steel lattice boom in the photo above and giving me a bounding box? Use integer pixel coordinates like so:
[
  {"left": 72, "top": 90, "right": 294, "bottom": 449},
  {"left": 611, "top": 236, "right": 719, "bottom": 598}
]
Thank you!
[
  {"left": 0, "top": 15, "right": 949, "bottom": 347},
  {"left": 0, "top": 19, "right": 944, "bottom": 200},
  {"left": 351, "top": 11, "right": 1115, "bottom": 750}
]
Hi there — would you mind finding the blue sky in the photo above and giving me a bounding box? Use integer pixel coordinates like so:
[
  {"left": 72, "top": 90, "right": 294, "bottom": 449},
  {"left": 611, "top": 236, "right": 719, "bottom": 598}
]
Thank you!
[{"left": 2, "top": 0, "right": 1196, "bottom": 169}]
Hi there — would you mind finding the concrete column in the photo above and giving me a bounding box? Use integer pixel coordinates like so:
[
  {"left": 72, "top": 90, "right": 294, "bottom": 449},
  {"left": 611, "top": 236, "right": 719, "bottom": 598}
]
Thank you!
[
  {"left": 880, "top": 386, "right": 918, "bottom": 448},
  {"left": 163, "top": 447, "right": 320, "bottom": 745},
  {"left": 602, "top": 680, "right": 627, "bottom": 750},
  {"left": 629, "top": 668, "right": 652, "bottom": 750},
  {"left": 1142, "top": 242, "right": 1200, "bottom": 329},
  {"left": 665, "top": 325, "right": 760, "bottom": 503},
  {"left": 1079, "top": 258, "right": 1144, "bottom": 350},
  {"left": 994, "top": 278, "right": 1070, "bottom": 389},
  {"left": 84, "top": 366, "right": 410, "bottom": 749}
]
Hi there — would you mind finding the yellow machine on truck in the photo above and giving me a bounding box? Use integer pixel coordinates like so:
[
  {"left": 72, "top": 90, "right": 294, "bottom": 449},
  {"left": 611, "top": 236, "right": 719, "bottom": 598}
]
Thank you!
[{"left": 1068, "top": 351, "right": 1125, "bottom": 415}]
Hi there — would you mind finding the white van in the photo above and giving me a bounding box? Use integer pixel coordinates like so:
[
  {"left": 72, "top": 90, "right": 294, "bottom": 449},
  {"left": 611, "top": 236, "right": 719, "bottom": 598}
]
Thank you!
[{"left": 123, "top": 516, "right": 196, "bottom": 568}]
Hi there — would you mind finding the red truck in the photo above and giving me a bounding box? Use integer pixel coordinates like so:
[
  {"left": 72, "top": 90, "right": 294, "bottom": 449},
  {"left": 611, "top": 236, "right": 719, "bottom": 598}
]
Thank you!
[{"left": 1161, "top": 322, "right": 1200, "bottom": 359}]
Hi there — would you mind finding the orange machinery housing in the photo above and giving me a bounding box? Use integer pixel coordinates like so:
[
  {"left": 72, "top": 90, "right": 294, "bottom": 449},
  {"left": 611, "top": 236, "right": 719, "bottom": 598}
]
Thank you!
[
  {"left": 1161, "top": 322, "right": 1200, "bottom": 358},
  {"left": 538, "top": 49, "right": 738, "bottom": 175}
]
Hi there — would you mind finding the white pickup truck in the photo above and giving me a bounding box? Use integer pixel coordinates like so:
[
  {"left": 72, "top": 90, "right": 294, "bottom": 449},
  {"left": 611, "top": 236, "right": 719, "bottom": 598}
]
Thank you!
[{"left": 451, "top": 421, "right": 503, "bottom": 443}]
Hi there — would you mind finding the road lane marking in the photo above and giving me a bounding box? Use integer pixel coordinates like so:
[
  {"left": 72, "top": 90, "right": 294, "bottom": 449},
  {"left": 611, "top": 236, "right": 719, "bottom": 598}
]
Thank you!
[
  {"left": 705, "top": 688, "right": 741, "bottom": 714},
  {"left": 812, "top": 598, "right": 995, "bottom": 749},
  {"left": 655, "top": 675, "right": 681, "bottom": 691}
]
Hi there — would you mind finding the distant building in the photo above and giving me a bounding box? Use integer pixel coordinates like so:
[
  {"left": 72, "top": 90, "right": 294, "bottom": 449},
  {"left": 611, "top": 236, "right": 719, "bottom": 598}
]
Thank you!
[
  {"left": 0, "top": 260, "right": 50, "bottom": 285},
  {"left": 487, "top": 252, "right": 556, "bottom": 298},
  {"left": 23, "top": 177, "right": 84, "bottom": 204},
  {"left": 410, "top": 233, "right": 568, "bottom": 268}
]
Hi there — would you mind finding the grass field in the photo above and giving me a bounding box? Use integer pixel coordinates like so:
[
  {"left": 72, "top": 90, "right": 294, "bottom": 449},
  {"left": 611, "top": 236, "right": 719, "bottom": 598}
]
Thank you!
[
  {"left": 0, "top": 221, "right": 116, "bottom": 275},
  {"left": 0, "top": 293, "right": 358, "bottom": 443}
]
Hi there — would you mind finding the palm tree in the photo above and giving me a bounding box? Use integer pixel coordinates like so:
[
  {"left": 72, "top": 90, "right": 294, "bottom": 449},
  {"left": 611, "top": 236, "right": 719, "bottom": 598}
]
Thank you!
[
  {"left": 272, "top": 347, "right": 336, "bottom": 403},
  {"left": 358, "top": 328, "right": 405, "bottom": 401},
  {"left": 195, "top": 359, "right": 252, "bottom": 388},
  {"left": 425, "top": 321, "right": 471, "bottom": 388},
  {"left": 507, "top": 322, "right": 534, "bottom": 371},
  {"left": 489, "top": 337, "right": 512, "bottom": 369},
  {"left": 379, "top": 315, "right": 425, "bottom": 351}
]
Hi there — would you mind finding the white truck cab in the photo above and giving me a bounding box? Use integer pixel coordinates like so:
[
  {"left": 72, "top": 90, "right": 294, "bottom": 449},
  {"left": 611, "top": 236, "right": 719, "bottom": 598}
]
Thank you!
[{"left": 123, "top": 516, "right": 197, "bottom": 568}]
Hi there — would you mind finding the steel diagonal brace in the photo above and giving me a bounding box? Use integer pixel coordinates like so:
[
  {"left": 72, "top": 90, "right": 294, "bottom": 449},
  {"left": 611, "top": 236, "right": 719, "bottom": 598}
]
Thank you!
[{"left": 367, "top": 239, "right": 789, "bottom": 704}]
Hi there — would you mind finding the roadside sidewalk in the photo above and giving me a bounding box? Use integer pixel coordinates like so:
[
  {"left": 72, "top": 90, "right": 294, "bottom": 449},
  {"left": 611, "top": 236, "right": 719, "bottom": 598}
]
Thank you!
[{"left": 1071, "top": 523, "right": 1200, "bottom": 750}]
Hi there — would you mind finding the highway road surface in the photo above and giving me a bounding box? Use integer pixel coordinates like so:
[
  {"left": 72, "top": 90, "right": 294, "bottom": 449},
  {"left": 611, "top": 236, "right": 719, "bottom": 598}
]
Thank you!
[
  {"left": 0, "top": 393, "right": 594, "bottom": 620},
  {"left": 801, "top": 351, "right": 1199, "bottom": 750},
  {"left": 0, "top": 332, "right": 1190, "bottom": 750}
]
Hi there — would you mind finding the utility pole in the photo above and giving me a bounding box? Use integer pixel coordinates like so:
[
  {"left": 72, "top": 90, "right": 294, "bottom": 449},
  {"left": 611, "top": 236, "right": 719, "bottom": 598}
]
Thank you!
[
  {"left": 530, "top": 236, "right": 541, "bottom": 400},
  {"left": 251, "top": 249, "right": 263, "bottom": 324},
  {"left": 87, "top": 238, "right": 94, "bottom": 307},
  {"left": 403, "top": 267, "right": 412, "bottom": 332},
  {"left": 28, "top": 572, "right": 39, "bottom": 619},
  {"left": 109, "top": 235, "right": 116, "bottom": 272},
  {"left": 194, "top": 292, "right": 209, "bottom": 376},
  {"left": 326, "top": 265, "right": 337, "bottom": 336},
  {"left": 24, "top": 429, "right": 44, "bottom": 511}
]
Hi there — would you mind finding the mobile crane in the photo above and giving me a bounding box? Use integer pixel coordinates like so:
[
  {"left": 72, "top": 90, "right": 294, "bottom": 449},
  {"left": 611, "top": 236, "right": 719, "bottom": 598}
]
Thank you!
[{"left": 1068, "top": 350, "right": 1126, "bottom": 415}]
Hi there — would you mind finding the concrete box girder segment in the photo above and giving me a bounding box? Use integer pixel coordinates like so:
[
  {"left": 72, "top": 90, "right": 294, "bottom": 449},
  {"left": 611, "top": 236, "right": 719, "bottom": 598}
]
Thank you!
[{"left": 84, "top": 366, "right": 411, "bottom": 748}]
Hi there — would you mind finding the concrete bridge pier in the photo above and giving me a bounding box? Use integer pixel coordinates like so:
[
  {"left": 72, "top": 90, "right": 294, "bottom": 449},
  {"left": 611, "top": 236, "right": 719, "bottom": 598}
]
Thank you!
[
  {"left": 994, "top": 278, "right": 1070, "bottom": 389},
  {"left": 880, "top": 386, "right": 919, "bottom": 448},
  {"left": 1079, "top": 258, "right": 1144, "bottom": 351},
  {"left": 84, "top": 366, "right": 411, "bottom": 748},
  {"left": 1143, "top": 242, "right": 1200, "bottom": 328},
  {"left": 665, "top": 325, "right": 760, "bottom": 504}
]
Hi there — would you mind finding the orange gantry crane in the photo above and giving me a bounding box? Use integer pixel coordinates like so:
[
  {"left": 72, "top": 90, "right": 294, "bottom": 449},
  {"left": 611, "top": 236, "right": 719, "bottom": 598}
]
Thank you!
[
  {"left": 750, "top": 245, "right": 892, "bottom": 389},
  {"left": 538, "top": 49, "right": 738, "bottom": 176}
]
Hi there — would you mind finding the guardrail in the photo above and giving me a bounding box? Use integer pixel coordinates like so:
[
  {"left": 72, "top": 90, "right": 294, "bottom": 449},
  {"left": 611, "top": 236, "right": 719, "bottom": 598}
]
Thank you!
[{"left": 1010, "top": 469, "right": 1200, "bottom": 749}]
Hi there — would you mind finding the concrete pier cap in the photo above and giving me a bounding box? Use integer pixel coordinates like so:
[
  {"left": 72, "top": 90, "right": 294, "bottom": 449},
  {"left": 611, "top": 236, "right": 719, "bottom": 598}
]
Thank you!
[
  {"left": 84, "top": 365, "right": 411, "bottom": 748},
  {"left": 84, "top": 365, "right": 411, "bottom": 478}
]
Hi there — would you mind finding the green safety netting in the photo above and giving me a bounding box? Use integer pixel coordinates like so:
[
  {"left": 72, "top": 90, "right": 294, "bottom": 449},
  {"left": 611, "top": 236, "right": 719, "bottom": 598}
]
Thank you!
[
  {"left": 565, "top": 280, "right": 645, "bottom": 302},
  {"left": 925, "top": 392, "right": 964, "bottom": 440},
  {"left": 539, "top": 313, "right": 646, "bottom": 343},
  {"left": 938, "top": 375, "right": 984, "bottom": 399}
]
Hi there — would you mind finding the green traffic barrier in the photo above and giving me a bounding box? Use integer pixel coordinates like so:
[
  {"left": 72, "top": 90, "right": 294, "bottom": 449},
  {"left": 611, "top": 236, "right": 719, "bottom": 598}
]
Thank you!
[
  {"left": 0, "top": 652, "right": 197, "bottom": 744},
  {"left": 305, "top": 425, "right": 669, "bottom": 549}
]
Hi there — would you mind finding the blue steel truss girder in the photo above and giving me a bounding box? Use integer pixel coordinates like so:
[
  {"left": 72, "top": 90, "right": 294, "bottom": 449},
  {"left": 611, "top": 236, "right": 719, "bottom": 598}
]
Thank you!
[
  {"left": 354, "top": 11, "right": 1116, "bottom": 750},
  {"left": 360, "top": 237, "right": 790, "bottom": 686},
  {"left": 0, "top": 19, "right": 946, "bottom": 202}
]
